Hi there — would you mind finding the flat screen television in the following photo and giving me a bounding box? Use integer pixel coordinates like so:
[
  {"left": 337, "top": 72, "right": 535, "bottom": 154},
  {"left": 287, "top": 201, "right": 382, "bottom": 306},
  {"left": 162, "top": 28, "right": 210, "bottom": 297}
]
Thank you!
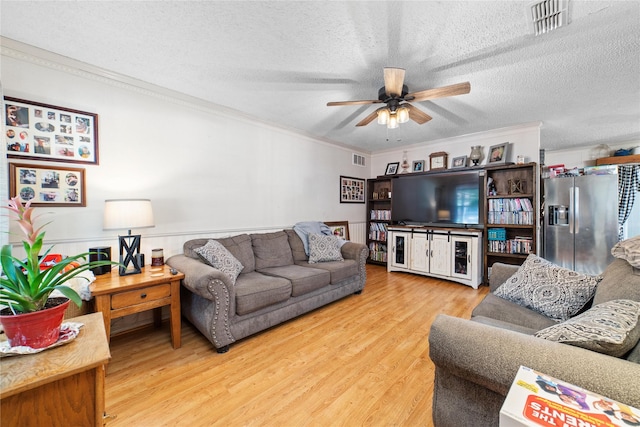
[{"left": 391, "top": 170, "right": 484, "bottom": 228}]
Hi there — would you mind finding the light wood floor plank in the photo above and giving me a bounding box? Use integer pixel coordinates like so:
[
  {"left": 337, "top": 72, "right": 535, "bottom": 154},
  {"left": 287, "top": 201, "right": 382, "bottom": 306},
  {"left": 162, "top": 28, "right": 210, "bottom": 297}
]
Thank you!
[{"left": 105, "top": 265, "right": 488, "bottom": 426}]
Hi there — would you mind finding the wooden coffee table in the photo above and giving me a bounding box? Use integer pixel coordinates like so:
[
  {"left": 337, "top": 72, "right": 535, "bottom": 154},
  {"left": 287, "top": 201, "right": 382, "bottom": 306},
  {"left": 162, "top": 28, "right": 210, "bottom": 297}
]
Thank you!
[{"left": 90, "top": 264, "right": 184, "bottom": 349}]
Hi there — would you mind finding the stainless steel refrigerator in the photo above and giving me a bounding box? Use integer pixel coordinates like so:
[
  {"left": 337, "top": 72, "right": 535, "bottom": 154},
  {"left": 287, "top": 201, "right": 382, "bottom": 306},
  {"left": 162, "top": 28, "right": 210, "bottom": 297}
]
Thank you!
[{"left": 543, "top": 174, "right": 618, "bottom": 275}]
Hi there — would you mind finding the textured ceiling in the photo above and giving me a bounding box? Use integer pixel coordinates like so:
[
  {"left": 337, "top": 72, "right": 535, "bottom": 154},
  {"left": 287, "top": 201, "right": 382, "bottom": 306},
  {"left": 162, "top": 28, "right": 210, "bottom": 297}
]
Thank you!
[{"left": 1, "top": 1, "right": 639, "bottom": 153}]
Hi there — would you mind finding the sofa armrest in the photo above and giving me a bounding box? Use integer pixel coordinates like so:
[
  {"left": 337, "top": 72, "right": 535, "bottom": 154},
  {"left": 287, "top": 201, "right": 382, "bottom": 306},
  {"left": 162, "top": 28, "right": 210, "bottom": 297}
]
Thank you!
[
  {"left": 429, "top": 314, "right": 640, "bottom": 407},
  {"left": 488, "top": 262, "right": 519, "bottom": 292},
  {"left": 341, "top": 241, "right": 369, "bottom": 262},
  {"left": 166, "top": 254, "right": 235, "bottom": 301},
  {"left": 341, "top": 242, "right": 369, "bottom": 287}
]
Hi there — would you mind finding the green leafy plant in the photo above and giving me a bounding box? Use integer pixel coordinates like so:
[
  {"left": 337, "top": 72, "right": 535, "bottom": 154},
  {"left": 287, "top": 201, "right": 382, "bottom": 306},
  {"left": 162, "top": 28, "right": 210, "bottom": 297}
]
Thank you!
[{"left": 1, "top": 197, "right": 117, "bottom": 314}]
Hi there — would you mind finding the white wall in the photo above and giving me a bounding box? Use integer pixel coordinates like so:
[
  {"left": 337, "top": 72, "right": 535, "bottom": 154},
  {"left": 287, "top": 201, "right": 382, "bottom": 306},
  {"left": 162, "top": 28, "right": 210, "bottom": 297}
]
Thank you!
[
  {"left": 2, "top": 42, "right": 369, "bottom": 260},
  {"left": 543, "top": 140, "right": 640, "bottom": 170},
  {"left": 370, "top": 122, "right": 541, "bottom": 177}
]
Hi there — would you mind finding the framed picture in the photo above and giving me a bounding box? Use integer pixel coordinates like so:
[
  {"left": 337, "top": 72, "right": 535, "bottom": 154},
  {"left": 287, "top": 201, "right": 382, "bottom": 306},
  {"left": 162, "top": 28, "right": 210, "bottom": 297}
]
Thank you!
[
  {"left": 412, "top": 160, "right": 425, "bottom": 173},
  {"left": 488, "top": 142, "right": 511, "bottom": 165},
  {"left": 339, "top": 175, "right": 365, "bottom": 203},
  {"left": 385, "top": 162, "right": 399, "bottom": 175},
  {"left": 451, "top": 155, "right": 468, "bottom": 168},
  {"left": 4, "top": 97, "right": 99, "bottom": 165},
  {"left": 324, "top": 221, "right": 350, "bottom": 240},
  {"left": 9, "top": 162, "right": 86, "bottom": 207}
]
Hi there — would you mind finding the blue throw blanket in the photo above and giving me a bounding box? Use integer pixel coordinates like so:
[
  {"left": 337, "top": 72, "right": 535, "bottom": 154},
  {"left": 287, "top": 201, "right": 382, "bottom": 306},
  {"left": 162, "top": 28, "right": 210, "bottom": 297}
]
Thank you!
[{"left": 293, "top": 221, "right": 347, "bottom": 256}]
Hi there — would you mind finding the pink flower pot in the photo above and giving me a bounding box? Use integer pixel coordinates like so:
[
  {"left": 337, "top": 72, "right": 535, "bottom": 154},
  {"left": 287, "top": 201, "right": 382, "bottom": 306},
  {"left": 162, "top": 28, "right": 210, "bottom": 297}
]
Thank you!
[{"left": 0, "top": 298, "right": 70, "bottom": 349}]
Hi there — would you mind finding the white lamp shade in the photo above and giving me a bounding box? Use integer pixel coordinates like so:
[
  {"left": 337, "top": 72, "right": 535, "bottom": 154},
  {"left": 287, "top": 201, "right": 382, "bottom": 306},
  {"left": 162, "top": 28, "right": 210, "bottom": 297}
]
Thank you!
[
  {"left": 397, "top": 106, "right": 409, "bottom": 123},
  {"left": 377, "top": 108, "right": 389, "bottom": 125},
  {"left": 103, "top": 199, "right": 155, "bottom": 231},
  {"left": 387, "top": 114, "right": 398, "bottom": 129}
]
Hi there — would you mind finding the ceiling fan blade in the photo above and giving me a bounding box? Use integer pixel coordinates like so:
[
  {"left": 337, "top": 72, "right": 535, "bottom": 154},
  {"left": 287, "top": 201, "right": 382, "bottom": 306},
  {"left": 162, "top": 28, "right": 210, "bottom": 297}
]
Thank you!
[
  {"left": 384, "top": 67, "right": 405, "bottom": 97},
  {"left": 405, "top": 104, "right": 432, "bottom": 124},
  {"left": 355, "top": 107, "right": 385, "bottom": 127},
  {"left": 405, "top": 82, "right": 471, "bottom": 102},
  {"left": 327, "top": 99, "right": 382, "bottom": 106}
]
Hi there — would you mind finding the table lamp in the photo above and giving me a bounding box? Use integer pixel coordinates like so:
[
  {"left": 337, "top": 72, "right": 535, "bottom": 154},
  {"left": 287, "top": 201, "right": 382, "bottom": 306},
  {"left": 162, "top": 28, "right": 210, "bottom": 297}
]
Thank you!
[{"left": 103, "top": 199, "right": 155, "bottom": 276}]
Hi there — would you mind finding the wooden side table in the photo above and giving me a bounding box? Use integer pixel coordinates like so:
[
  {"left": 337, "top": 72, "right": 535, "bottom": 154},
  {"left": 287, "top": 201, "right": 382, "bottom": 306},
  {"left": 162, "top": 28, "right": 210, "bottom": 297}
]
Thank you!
[
  {"left": 0, "top": 313, "right": 110, "bottom": 427},
  {"left": 89, "top": 264, "right": 184, "bottom": 349}
]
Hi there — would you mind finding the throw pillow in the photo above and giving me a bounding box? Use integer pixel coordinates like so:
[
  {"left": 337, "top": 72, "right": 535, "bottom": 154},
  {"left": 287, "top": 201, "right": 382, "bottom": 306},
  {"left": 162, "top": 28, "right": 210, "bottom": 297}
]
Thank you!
[
  {"left": 494, "top": 254, "right": 601, "bottom": 321},
  {"left": 308, "top": 233, "right": 344, "bottom": 264},
  {"left": 611, "top": 235, "right": 640, "bottom": 269},
  {"left": 534, "top": 299, "right": 640, "bottom": 357},
  {"left": 194, "top": 240, "right": 244, "bottom": 285}
]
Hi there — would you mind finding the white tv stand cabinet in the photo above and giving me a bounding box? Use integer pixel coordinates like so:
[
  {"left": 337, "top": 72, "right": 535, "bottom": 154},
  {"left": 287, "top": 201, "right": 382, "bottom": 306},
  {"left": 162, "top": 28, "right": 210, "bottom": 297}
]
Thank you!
[{"left": 387, "top": 226, "right": 483, "bottom": 289}]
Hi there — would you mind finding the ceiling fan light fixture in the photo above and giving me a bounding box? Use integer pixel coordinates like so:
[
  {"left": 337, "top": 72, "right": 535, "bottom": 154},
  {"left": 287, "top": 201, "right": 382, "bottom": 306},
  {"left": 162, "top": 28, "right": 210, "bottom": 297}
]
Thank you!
[
  {"left": 377, "top": 108, "right": 390, "bottom": 125},
  {"left": 397, "top": 106, "right": 409, "bottom": 124},
  {"left": 387, "top": 115, "right": 399, "bottom": 129}
]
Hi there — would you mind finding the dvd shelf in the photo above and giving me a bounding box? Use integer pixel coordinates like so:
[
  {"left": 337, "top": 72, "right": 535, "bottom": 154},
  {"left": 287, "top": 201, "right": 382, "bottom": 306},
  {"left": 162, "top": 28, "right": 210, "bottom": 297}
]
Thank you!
[
  {"left": 366, "top": 177, "right": 393, "bottom": 265},
  {"left": 483, "top": 163, "right": 538, "bottom": 282}
]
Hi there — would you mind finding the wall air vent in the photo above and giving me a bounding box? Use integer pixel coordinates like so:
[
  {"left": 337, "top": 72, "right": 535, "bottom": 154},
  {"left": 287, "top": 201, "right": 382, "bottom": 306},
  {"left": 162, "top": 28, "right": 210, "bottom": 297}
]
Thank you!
[
  {"left": 528, "top": 0, "right": 569, "bottom": 36},
  {"left": 352, "top": 153, "right": 366, "bottom": 167}
]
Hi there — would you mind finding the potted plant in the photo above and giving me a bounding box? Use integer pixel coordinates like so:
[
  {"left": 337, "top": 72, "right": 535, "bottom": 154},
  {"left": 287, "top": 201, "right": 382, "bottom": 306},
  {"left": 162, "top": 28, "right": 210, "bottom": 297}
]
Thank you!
[{"left": 1, "top": 197, "right": 117, "bottom": 349}]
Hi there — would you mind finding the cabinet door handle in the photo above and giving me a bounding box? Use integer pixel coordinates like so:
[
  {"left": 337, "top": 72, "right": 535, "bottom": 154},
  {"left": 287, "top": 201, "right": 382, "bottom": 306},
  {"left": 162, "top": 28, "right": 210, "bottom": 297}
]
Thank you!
[{"left": 140, "top": 293, "right": 147, "bottom": 299}]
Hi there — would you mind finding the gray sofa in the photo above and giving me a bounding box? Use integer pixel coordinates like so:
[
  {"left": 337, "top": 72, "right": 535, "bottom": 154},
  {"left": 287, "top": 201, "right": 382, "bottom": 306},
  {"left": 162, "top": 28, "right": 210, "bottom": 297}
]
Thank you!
[
  {"left": 167, "top": 230, "right": 368, "bottom": 353},
  {"left": 429, "top": 259, "right": 640, "bottom": 427}
]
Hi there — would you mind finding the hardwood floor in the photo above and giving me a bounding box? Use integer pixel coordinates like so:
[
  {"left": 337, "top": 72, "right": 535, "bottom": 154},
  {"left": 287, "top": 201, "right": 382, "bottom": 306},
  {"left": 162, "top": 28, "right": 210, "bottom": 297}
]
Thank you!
[{"left": 105, "top": 265, "right": 488, "bottom": 426}]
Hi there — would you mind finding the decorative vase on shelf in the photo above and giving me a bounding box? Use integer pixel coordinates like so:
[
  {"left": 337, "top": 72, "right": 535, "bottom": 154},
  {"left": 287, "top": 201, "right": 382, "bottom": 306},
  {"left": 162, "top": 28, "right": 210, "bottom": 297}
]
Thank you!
[
  {"left": 400, "top": 151, "right": 410, "bottom": 173},
  {"left": 469, "top": 146, "right": 483, "bottom": 166}
]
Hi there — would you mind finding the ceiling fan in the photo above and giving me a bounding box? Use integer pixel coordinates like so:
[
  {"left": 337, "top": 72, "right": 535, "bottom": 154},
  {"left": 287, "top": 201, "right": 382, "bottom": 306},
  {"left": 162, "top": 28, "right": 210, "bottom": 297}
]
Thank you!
[{"left": 327, "top": 67, "right": 470, "bottom": 128}]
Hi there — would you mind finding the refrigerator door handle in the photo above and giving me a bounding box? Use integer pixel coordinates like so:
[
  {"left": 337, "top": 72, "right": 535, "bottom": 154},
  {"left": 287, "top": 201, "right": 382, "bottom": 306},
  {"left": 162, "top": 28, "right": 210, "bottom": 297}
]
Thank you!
[
  {"left": 569, "top": 187, "right": 574, "bottom": 234},
  {"left": 574, "top": 186, "right": 579, "bottom": 233}
]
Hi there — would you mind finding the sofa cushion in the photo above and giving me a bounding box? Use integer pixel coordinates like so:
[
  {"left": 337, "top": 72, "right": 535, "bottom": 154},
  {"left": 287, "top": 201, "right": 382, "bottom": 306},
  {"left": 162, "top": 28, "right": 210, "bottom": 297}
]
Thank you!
[
  {"left": 296, "top": 259, "right": 358, "bottom": 284},
  {"left": 308, "top": 234, "right": 344, "bottom": 263},
  {"left": 234, "top": 272, "right": 292, "bottom": 315},
  {"left": 471, "top": 293, "right": 557, "bottom": 331},
  {"left": 593, "top": 258, "right": 640, "bottom": 306},
  {"left": 471, "top": 315, "right": 538, "bottom": 335},
  {"left": 611, "top": 235, "right": 640, "bottom": 268},
  {"left": 258, "top": 265, "right": 330, "bottom": 297},
  {"left": 535, "top": 299, "right": 640, "bottom": 358},
  {"left": 494, "top": 254, "right": 600, "bottom": 321},
  {"left": 285, "top": 229, "right": 308, "bottom": 262},
  {"left": 251, "top": 231, "right": 294, "bottom": 269},
  {"left": 194, "top": 240, "right": 244, "bottom": 285},
  {"left": 184, "top": 235, "right": 255, "bottom": 273}
]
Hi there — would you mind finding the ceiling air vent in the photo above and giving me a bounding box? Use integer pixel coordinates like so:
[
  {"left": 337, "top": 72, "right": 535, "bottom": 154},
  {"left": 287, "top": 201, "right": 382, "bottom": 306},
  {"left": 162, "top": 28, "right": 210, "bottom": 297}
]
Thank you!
[
  {"left": 528, "top": 0, "right": 569, "bottom": 36},
  {"left": 352, "top": 153, "right": 366, "bottom": 167}
]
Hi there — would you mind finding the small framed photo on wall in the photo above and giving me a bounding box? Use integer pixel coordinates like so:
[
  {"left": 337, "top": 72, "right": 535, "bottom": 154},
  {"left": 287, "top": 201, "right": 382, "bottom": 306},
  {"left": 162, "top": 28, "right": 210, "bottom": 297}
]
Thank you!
[
  {"left": 4, "top": 97, "right": 99, "bottom": 165},
  {"left": 9, "top": 162, "right": 86, "bottom": 207},
  {"left": 385, "top": 162, "right": 399, "bottom": 175},
  {"left": 451, "top": 155, "right": 468, "bottom": 168},
  {"left": 488, "top": 142, "right": 511, "bottom": 165},
  {"left": 412, "top": 160, "right": 425, "bottom": 172},
  {"left": 340, "top": 175, "right": 365, "bottom": 203}
]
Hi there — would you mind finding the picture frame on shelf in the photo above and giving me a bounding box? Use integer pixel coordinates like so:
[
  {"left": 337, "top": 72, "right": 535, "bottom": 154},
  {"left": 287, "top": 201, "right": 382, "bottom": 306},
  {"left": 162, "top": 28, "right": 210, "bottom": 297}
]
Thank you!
[
  {"left": 451, "top": 155, "right": 468, "bottom": 169},
  {"left": 339, "top": 175, "right": 365, "bottom": 203},
  {"left": 488, "top": 142, "right": 511, "bottom": 165},
  {"left": 412, "top": 160, "right": 425, "bottom": 173},
  {"left": 429, "top": 151, "right": 448, "bottom": 171},
  {"left": 4, "top": 97, "right": 99, "bottom": 165},
  {"left": 324, "top": 221, "right": 350, "bottom": 240},
  {"left": 385, "top": 162, "right": 399, "bottom": 175},
  {"left": 9, "top": 162, "right": 86, "bottom": 207}
]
